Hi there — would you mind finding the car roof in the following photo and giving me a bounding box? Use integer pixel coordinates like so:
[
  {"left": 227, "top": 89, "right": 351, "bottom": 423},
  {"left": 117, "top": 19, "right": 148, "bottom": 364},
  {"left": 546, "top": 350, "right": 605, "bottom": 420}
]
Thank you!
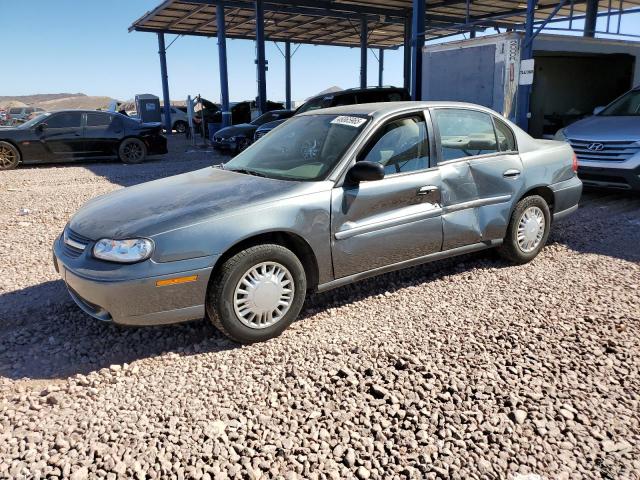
[{"left": 297, "top": 101, "right": 498, "bottom": 118}]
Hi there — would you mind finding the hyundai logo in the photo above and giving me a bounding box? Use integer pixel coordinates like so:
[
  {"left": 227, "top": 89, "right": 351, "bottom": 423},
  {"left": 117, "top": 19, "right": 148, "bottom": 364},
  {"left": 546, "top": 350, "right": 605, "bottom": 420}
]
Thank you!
[{"left": 587, "top": 143, "right": 605, "bottom": 151}]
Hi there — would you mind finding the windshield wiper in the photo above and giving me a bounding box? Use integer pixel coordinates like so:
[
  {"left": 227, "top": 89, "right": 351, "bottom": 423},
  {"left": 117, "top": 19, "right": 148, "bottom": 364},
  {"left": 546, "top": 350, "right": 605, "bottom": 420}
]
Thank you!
[{"left": 226, "top": 168, "right": 267, "bottom": 177}]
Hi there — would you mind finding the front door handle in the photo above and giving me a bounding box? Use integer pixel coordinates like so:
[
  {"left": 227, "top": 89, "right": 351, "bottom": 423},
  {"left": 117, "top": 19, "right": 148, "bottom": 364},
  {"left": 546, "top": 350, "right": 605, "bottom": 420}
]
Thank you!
[
  {"left": 417, "top": 185, "right": 439, "bottom": 195},
  {"left": 503, "top": 169, "right": 521, "bottom": 178}
]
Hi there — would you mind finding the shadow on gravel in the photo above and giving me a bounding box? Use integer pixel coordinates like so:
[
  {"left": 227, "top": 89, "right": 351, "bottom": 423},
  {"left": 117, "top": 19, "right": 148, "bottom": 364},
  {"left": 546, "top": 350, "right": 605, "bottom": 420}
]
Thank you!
[
  {"left": 2, "top": 189, "right": 637, "bottom": 382},
  {"left": 0, "top": 280, "right": 236, "bottom": 381},
  {"left": 0, "top": 251, "right": 504, "bottom": 382},
  {"left": 549, "top": 189, "right": 640, "bottom": 263}
]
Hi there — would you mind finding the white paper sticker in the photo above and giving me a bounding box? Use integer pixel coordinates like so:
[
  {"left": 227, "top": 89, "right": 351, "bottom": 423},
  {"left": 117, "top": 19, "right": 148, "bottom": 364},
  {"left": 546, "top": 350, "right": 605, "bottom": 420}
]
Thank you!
[
  {"left": 330, "top": 116, "right": 367, "bottom": 128},
  {"left": 519, "top": 59, "right": 535, "bottom": 86}
]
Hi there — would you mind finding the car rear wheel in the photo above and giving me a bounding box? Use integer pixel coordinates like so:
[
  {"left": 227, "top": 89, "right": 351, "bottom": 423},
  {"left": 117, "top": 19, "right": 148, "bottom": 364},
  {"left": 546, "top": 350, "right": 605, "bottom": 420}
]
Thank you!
[
  {"left": 119, "top": 138, "right": 147, "bottom": 164},
  {"left": 497, "top": 195, "right": 551, "bottom": 264},
  {"left": 0, "top": 141, "right": 20, "bottom": 170},
  {"left": 206, "top": 244, "right": 307, "bottom": 344},
  {"left": 174, "top": 121, "right": 188, "bottom": 134}
]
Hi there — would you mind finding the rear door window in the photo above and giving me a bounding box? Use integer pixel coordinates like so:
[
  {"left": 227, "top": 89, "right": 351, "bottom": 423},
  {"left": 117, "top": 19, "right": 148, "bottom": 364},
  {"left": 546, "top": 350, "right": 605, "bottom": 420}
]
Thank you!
[
  {"left": 331, "top": 93, "right": 357, "bottom": 107},
  {"left": 86, "top": 112, "right": 114, "bottom": 127},
  {"left": 46, "top": 112, "right": 83, "bottom": 129},
  {"left": 493, "top": 117, "right": 517, "bottom": 152},
  {"left": 432, "top": 108, "right": 498, "bottom": 162}
]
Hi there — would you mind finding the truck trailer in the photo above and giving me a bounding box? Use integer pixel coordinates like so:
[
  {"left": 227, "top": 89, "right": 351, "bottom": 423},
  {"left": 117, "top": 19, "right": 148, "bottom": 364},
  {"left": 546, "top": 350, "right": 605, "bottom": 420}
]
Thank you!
[{"left": 421, "top": 32, "right": 640, "bottom": 138}]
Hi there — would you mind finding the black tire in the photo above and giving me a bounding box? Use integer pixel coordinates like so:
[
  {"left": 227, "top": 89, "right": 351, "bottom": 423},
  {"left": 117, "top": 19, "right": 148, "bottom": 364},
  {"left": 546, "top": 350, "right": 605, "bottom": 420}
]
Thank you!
[
  {"left": 119, "top": 138, "right": 147, "bottom": 164},
  {"left": 0, "top": 141, "right": 20, "bottom": 170},
  {"left": 233, "top": 138, "right": 250, "bottom": 155},
  {"left": 206, "top": 244, "right": 307, "bottom": 344},
  {"left": 497, "top": 195, "right": 551, "bottom": 264},
  {"left": 174, "top": 121, "right": 188, "bottom": 134}
]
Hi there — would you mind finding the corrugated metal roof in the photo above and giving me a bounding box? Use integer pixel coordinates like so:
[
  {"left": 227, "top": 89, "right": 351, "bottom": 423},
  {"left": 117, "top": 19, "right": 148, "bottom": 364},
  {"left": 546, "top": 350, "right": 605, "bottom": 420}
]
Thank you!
[{"left": 129, "top": 0, "right": 640, "bottom": 48}]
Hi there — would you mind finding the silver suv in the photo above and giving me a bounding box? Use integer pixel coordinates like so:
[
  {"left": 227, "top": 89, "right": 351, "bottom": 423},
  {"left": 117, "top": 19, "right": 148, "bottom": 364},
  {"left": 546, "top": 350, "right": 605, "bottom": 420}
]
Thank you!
[{"left": 555, "top": 86, "right": 640, "bottom": 191}]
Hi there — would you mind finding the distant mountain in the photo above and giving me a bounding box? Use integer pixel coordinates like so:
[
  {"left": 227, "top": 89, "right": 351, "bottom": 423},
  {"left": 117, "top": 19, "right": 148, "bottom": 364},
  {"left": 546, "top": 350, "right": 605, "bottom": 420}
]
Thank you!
[{"left": 0, "top": 93, "right": 115, "bottom": 111}]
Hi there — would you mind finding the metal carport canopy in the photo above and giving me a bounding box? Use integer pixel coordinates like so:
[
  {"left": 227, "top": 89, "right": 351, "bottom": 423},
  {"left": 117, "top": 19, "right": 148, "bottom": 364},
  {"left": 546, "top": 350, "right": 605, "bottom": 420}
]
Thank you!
[{"left": 129, "top": 0, "right": 640, "bottom": 47}]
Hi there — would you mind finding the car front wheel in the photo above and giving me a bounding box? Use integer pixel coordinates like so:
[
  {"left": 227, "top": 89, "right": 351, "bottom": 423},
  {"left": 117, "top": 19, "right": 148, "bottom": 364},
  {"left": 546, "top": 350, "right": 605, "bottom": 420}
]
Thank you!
[
  {"left": 0, "top": 141, "right": 20, "bottom": 170},
  {"left": 206, "top": 244, "right": 307, "bottom": 343},
  {"left": 174, "top": 121, "right": 188, "bottom": 134},
  {"left": 497, "top": 195, "right": 551, "bottom": 264},
  {"left": 119, "top": 138, "right": 147, "bottom": 164}
]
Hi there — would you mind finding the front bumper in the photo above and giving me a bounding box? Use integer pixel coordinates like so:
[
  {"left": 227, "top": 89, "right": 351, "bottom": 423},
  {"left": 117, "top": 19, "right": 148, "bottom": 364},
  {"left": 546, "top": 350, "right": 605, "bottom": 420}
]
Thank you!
[
  {"left": 211, "top": 136, "right": 237, "bottom": 150},
  {"left": 577, "top": 164, "right": 640, "bottom": 191},
  {"left": 53, "top": 235, "right": 216, "bottom": 326}
]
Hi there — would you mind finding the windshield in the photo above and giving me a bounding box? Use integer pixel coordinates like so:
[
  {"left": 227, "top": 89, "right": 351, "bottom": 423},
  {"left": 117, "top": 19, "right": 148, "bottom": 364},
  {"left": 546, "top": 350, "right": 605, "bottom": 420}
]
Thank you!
[
  {"left": 600, "top": 89, "right": 640, "bottom": 116},
  {"left": 250, "top": 111, "right": 279, "bottom": 126},
  {"left": 18, "top": 112, "right": 51, "bottom": 129},
  {"left": 296, "top": 96, "right": 331, "bottom": 114},
  {"left": 224, "top": 114, "right": 369, "bottom": 181}
]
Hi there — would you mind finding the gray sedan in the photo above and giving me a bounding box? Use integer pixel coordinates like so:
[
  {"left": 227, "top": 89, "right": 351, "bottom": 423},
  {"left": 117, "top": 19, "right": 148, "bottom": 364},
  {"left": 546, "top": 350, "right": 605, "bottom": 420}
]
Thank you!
[{"left": 53, "top": 102, "right": 582, "bottom": 343}]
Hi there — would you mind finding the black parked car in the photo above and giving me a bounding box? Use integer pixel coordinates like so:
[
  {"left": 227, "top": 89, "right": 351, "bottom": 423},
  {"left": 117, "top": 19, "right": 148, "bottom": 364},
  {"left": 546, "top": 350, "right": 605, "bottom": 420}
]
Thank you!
[
  {"left": 212, "top": 109, "right": 294, "bottom": 153},
  {"left": 0, "top": 110, "right": 167, "bottom": 170},
  {"left": 253, "top": 86, "right": 409, "bottom": 141}
]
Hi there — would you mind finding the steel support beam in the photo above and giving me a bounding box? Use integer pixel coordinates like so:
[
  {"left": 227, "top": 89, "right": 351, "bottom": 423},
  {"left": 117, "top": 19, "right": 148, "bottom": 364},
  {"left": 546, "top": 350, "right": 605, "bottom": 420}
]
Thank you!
[
  {"left": 411, "top": 0, "right": 425, "bottom": 100},
  {"left": 157, "top": 33, "right": 172, "bottom": 134},
  {"left": 403, "top": 14, "right": 411, "bottom": 92},
  {"left": 516, "top": 0, "right": 536, "bottom": 130},
  {"left": 584, "top": 0, "right": 599, "bottom": 36},
  {"left": 285, "top": 41, "right": 292, "bottom": 109},
  {"left": 216, "top": 1, "right": 231, "bottom": 127},
  {"left": 378, "top": 49, "right": 384, "bottom": 87},
  {"left": 255, "top": 0, "right": 267, "bottom": 114},
  {"left": 360, "top": 17, "right": 368, "bottom": 88}
]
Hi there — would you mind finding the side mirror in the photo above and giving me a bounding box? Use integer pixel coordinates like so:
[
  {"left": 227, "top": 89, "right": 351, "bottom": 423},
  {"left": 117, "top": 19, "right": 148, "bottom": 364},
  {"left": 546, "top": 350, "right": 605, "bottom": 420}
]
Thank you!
[
  {"left": 36, "top": 123, "right": 46, "bottom": 132},
  {"left": 593, "top": 106, "right": 605, "bottom": 115},
  {"left": 347, "top": 161, "right": 385, "bottom": 183}
]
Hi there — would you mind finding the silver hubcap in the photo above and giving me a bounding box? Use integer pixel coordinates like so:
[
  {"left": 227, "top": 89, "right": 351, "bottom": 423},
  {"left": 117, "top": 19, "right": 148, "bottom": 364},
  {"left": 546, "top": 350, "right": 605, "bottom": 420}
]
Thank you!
[
  {"left": 233, "top": 262, "right": 294, "bottom": 329},
  {"left": 517, "top": 206, "right": 545, "bottom": 253}
]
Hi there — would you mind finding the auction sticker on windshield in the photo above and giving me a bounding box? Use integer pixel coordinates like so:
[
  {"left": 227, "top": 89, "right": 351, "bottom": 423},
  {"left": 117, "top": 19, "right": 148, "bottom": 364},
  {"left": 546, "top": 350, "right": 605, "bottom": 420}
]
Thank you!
[{"left": 330, "top": 116, "right": 367, "bottom": 128}]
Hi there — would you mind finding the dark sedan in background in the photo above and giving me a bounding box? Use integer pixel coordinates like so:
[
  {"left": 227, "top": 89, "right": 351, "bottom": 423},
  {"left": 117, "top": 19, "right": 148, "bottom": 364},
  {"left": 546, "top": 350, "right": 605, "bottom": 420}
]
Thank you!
[
  {"left": 212, "top": 109, "right": 294, "bottom": 154},
  {"left": 0, "top": 110, "right": 167, "bottom": 170}
]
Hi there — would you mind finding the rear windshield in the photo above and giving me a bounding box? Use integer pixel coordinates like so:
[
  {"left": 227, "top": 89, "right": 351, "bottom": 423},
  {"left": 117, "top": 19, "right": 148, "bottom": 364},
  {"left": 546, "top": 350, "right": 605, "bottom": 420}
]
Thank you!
[{"left": 9, "top": 108, "right": 22, "bottom": 114}]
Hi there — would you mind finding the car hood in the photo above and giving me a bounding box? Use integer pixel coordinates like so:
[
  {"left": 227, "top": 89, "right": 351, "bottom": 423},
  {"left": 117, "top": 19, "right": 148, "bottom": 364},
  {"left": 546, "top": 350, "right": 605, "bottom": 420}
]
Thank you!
[
  {"left": 69, "top": 167, "right": 308, "bottom": 239},
  {"left": 256, "top": 119, "right": 287, "bottom": 132},
  {"left": 215, "top": 123, "right": 255, "bottom": 138},
  {"left": 564, "top": 115, "right": 640, "bottom": 141}
]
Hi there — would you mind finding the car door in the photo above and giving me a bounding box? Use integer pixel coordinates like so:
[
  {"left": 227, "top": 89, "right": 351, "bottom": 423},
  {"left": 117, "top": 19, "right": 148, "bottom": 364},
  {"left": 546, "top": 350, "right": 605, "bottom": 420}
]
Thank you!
[
  {"left": 430, "top": 107, "right": 524, "bottom": 250},
  {"left": 84, "top": 112, "right": 123, "bottom": 158},
  {"left": 331, "top": 111, "right": 443, "bottom": 279},
  {"left": 38, "top": 111, "right": 84, "bottom": 159}
]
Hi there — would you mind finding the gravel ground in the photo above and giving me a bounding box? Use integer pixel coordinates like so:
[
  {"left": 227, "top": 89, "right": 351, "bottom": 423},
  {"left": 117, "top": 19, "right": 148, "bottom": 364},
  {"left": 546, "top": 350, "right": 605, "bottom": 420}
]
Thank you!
[{"left": 1, "top": 137, "right": 639, "bottom": 479}]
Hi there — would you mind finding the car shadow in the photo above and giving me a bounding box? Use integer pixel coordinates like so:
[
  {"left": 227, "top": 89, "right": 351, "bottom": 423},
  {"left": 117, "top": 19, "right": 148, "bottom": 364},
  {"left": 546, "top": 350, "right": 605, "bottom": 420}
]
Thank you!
[
  {"left": 548, "top": 189, "right": 640, "bottom": 263},
  {"left": 1, "top": 189, "right": 637, "bottom": 382},
  {"left": 0, "top": 250, "right": 505, "bottom": 382},
  {"left": 0, "top": 280, "right": 235, "bottom": 381}
]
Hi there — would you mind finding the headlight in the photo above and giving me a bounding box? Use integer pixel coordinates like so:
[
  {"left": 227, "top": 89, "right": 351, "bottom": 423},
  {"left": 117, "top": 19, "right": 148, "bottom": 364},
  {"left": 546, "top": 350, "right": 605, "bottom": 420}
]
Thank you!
[
  {"left": 93, "top": 238, "right": 154, "bottom": 263},
  {"left": 554, "top": 128, "right": 567, "bottom": 141}
]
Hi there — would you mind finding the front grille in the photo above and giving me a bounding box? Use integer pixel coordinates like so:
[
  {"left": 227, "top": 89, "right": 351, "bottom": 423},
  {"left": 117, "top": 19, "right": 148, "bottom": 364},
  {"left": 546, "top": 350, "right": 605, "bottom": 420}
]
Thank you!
[
  {"left": 569, "top": 139, "right": 640, "bottom": 162},
  {"left": 62, "top": 228, "right": 91, "bottom": 258}
]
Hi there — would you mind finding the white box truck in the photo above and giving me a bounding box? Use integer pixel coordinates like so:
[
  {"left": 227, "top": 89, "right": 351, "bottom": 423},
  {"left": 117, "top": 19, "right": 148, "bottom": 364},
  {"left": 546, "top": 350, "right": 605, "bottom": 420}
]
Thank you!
[{"left": 422, "top": 32, "right": 640, "bottom": 138}]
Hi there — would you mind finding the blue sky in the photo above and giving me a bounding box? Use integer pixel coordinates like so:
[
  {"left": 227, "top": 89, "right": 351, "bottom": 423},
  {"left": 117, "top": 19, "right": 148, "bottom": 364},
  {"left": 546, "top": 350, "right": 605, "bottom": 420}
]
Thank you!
[{"left": 2, "top": 1, "right": 638, "bottom": 103}]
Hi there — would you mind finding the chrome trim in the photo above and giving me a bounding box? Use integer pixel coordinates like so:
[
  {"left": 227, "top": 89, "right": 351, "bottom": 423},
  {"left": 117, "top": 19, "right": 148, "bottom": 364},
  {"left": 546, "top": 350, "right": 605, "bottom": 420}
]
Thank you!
[
  {"left": 335, "top": 206, "right": 443, "bottom": 240},
  {"left": 443, "top": 194, "right": 512, "bottom": 214}
]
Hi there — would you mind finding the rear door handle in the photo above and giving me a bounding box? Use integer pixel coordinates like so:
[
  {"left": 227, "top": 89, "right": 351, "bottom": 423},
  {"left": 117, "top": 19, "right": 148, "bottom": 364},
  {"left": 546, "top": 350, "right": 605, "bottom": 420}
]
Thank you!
[
  {"left": 417, "top": 185, "right": 439, "bottom": 195},
  {"left": 503, "top": 169, "right": 521, "bottom": 178}
]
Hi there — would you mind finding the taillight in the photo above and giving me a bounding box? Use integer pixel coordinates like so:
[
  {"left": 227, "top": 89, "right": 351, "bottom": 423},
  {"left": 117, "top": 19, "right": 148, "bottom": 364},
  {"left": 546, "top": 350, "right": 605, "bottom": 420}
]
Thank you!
[{"left": 572, "top": 152, "right": 578, "bottom": 173}]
